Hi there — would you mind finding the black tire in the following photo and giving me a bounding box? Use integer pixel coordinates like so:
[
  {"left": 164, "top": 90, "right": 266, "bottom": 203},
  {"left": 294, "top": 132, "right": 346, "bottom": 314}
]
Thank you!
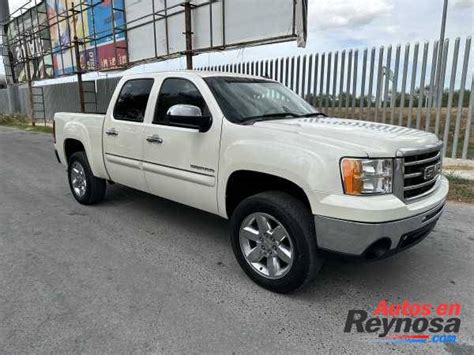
[
  {"left": 68, "top": 151, "right": 106, "bottom": 205},
  {"left": 230, "top": 191, "right": 323, "bottom": 293}
]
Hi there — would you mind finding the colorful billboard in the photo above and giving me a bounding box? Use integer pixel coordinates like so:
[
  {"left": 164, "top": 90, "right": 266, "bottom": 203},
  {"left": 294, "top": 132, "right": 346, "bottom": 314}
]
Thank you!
[
  {"left": 46, "top": 0, "right": 127, "bottom": 77},
  {"left": 5, "top": 1, "right": 54, "bottom": 81}
]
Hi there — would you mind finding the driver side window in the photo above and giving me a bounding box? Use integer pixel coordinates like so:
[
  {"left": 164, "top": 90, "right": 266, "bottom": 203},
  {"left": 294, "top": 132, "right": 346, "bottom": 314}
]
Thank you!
[{"left": 154, "top": 78, "right": 209, "bottom": 125}]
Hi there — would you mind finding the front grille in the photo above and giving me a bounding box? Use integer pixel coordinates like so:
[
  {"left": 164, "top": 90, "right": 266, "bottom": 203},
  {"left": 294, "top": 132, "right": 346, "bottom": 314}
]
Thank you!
[{"left": 403, "top": 147, "right": 442, "bottom": 201}]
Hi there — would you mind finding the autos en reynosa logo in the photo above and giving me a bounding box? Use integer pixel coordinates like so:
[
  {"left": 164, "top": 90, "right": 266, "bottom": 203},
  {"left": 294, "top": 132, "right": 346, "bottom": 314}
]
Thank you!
[{"left": 344, "top": 300, "right": 461, "bottom": 343}]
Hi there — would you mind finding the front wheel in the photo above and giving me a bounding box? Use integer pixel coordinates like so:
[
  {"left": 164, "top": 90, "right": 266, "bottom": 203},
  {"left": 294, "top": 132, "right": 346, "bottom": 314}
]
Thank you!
[
  {"left": 68, "top": 151, "right": 106, "bottom": 205},
  {"left": 230, "top": 191, "right": 323, "bottom": 293}
]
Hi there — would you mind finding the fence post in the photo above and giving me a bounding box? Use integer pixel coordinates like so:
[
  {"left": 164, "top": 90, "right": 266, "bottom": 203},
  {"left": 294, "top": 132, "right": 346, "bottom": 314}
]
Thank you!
[
  {"left": 367, "top": 48, "right": 376, "bottom": 120},
  {"left": 390, "top": 45, "right": 401, "bottom": 125},
  {"left": 295, "top": 56, "right": 301, "bottom": 95},
  {"left": 399, "top": 43, "right": 410, "bottom": 126},
  {"left": 462, "top": 76, "right": 474, "bottom": 159},
  {"left": 351, "top": 50, "right": 358, "bottom": 119},
  {"left": 381, "top": 45, "right": 392, "bottom": 123},
  {"left": 332, "top": 51, "right": 339, "bottom": 116},
  {"left": 338, "top": 51, "right": 345, "bottom": 115},
  {"left": 442, "top": 37, "right": 460, "bottom": 157},
  {"left": 345, "top": 50, "right": 352, "bottom": 117},
  {"left": 407, "top": 43, "right": 420, "bottom": 127},
  {"left": 306, "top": 54, "right": 313, "bottom": 103},
  {"left": 416, "top": 42, "right": 429, "bottom": 130},
  {"left": 435, "top": 39, "right": 449, "bottom": 137},
  {"left": 313, "top": 53, "right": 319, "bottom": 108},
  {"left": 374, "top": 46, "right": 384, "bottom": 122},
  {"left": 326, "top": 52, "right": 332, "bottom": 112},
  {"left": 320, "top": 53, "right": 326, "bottom": 109},
  {"left": 452, "top": 36, "right": 471, "bottom": 159},
  {"left": 301, "top": 55, "right": 307, "bottom": 99},
  {"left": 426, "top": 41, "right": 439, "bottom": 132}
]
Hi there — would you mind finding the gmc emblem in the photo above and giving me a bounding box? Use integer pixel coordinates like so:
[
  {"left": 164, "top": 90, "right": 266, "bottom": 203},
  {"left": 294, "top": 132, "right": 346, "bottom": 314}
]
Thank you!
[{"left": 424, "top": 162, "right": 441, "bottom": 181}]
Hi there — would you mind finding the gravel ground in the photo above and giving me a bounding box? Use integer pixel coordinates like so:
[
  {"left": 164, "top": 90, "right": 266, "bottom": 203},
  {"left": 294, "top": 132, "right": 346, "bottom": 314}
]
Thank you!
[{"left": 0, "top": 127, "right": 473, "bottom": 354}]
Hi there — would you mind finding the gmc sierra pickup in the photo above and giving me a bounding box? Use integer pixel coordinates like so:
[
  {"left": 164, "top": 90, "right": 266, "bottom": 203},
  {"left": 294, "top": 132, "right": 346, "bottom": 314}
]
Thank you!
[{"left": 54, "top": 71, "right": 448, "bottom": 293}]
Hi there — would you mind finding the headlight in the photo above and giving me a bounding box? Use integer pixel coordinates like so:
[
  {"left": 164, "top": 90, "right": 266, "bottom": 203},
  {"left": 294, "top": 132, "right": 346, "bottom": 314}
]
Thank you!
[{"left": 340, "top": 158, "right": 393, "bottom": 195}]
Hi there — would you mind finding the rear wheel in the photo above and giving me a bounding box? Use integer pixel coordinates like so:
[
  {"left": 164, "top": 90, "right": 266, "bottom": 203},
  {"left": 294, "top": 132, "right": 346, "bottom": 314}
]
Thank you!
[
  {"left": 230, "top": 191, "right": 323, "bottom": 293},
  {"left": 68, "top": 151, "right": 106, "bottom": 205}
]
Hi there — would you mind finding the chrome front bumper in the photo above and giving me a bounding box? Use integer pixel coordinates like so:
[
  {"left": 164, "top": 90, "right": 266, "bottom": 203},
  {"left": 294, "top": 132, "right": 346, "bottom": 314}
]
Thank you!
[{"left": 314, "top": 201, "right": 445, "bottom": 257}]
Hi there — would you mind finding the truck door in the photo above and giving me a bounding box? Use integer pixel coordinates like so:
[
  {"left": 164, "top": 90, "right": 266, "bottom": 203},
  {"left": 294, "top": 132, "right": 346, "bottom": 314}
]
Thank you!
[
  {"left": 142, "top": 76, "right": 222, "bottom": 214},
  {"left": 103, "top": 78, "right": 154, "bottom": 191}
]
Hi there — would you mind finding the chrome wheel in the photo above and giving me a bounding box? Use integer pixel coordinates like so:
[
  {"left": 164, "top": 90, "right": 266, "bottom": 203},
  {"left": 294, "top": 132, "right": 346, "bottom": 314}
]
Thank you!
[
  {"left": 70, "top": 161, "right": 87, "bottom": 198},
  {"left": 239, "top": 212, "right": 294, "bottom": 280}
]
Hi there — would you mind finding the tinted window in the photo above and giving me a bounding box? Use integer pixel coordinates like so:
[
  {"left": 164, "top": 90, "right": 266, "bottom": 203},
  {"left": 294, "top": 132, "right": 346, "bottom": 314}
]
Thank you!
[
  {"left": 204, "top": 77, "right": 319, "bottom": 124},
  {"left": 113, "top": 79, "right": 154, "bottom": 122},
  {"left": 154, "top": 78, "right": 209, "bottom": 124}
]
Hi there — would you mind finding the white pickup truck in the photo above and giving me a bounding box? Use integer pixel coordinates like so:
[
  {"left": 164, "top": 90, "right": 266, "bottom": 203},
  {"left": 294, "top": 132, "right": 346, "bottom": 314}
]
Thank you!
[{"left": 54, "top": 71, "right": 448, "bottom": 293}]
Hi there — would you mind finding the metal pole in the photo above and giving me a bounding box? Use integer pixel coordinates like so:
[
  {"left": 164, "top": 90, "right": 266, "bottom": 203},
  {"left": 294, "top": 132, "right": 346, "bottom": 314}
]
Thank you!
[
  {"left": 71, "top": 2, "right": 85, "bottom": 113},
  {"left": 18, "top": 31, "right": 35, "bottom": 125},
  {"left": 435, "top": 0, "right": 448, "bottom": 106},
  {"left": 26, "top": 59, "right": 35, "bottom": 126},
  {"left": 184, "top": 0, "right": 193, "bottom": 70}
]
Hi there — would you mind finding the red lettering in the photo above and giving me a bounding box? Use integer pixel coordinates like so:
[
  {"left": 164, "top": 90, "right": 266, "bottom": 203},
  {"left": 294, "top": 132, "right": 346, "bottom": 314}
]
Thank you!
[
  {"left": 448, "top": 304, "right": 461, "bottom": 316},
  {"left": 374, "top": 300, "right": 388, "bottom": 316},
  {"left": 388, "top": 303, "right": 401, "bottom": 316},
  {"left": 437, "top": 304, "right": 448, "bottom": 316},
  {"left": 401, "top": 300, "right": 410, "bottom": 316},
  {"left": 421, "top": 304, "right": 432, "bottom": 316},
  {"left": 409, "top": 304, "right": 421, "bottom": 316}
]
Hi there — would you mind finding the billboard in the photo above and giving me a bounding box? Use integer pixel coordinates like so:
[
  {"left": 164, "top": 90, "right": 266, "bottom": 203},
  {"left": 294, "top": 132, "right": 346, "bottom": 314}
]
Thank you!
[
  {"left": 46, "top": 0, "right": 127, "bottom": 77},
  {"left": 4, "top": 0, "right": 308, "bottom": 83},
  {"left": 5, "top": 1, "right": 54, "bottom": 81},
  {"left": 125, "top": 0, "right": 308, "bottom": 64}
]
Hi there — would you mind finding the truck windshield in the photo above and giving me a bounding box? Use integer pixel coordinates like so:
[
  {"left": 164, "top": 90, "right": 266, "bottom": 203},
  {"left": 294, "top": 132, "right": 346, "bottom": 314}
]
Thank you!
[{"left": 204, "top": 77, "right": 321, "bottom": 124}]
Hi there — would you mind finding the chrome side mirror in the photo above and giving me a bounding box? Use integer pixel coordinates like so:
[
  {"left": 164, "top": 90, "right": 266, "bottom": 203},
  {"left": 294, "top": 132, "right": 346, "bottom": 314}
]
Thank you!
[
  {"left": 167, "top": 104, "right": 203, "bottom": 118},
  {"left": 166, "top": 104, "right": 211, "bottom": 132}
]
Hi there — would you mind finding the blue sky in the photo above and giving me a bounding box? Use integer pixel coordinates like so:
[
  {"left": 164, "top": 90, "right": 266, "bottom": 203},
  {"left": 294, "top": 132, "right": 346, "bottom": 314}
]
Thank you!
[{"left": 1, "top": 0, "right": 473, "bottom": 78}]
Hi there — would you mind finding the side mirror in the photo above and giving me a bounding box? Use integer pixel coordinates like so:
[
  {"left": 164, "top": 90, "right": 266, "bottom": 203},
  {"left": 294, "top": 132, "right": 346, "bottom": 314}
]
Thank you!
[{"left": 166, "top": 104, "right": 212, "bottom": 132}]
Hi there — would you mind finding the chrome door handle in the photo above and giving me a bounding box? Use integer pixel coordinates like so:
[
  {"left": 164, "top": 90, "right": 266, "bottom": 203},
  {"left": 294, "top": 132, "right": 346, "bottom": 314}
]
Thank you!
[
  {"left": 146, "top": 135, "right": 163, "bottom": 144},
  {"left": 105, "top": 128, "right": 118, "bottom": 136}
]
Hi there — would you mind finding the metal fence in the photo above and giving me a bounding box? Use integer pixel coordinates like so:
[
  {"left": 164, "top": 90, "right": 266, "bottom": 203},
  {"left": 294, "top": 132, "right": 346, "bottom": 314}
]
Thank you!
[
  {"left": 1, "top": 36, "right": 473, "bottom": 160},
  {"left": 0, "top": 77, "right": 120, "bottom": 119},
  {"left": 199, "top": 37, "right": 473, "bottom": 160}
]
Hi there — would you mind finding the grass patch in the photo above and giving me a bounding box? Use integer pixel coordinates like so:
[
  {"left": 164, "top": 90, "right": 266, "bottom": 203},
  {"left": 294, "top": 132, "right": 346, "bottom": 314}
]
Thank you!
[
  {"left": 0, "top": 114, "right": 53, "bottom": 134},
  {"left": 445, "top": 173, "right": 474, "bottom": 204}
]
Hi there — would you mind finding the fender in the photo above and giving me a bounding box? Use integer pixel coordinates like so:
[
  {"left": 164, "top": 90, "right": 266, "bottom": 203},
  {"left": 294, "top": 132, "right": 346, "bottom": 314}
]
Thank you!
[
  {"left": 217, "top": 139, "right": 337, "bottom": 217},
  {"left": 60, "top": 116, "right": 110, "bottom": 180}
]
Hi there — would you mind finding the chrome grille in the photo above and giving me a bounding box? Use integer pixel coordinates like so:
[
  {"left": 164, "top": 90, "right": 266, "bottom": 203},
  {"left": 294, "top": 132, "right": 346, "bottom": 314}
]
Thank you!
[{"left": 402, "top": 145, "right": 442, "bottom": 201}]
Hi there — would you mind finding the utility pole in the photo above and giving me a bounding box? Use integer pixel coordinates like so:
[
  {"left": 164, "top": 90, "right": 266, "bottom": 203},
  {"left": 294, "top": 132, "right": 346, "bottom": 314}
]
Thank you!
[
  {"left": 184, "top": 0, "right": 193, "bottom": 70},
  {"left": 434, "top": 0, "right": 448, "bottom": 107},
  {"left": 71, "top": 2, "right": 85, "bottom": 113}
]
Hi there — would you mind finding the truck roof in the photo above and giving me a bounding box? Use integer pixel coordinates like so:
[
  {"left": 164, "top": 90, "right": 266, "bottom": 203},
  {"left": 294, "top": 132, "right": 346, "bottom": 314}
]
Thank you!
[{"left": 122, "top": 70, "right": 270, "bottom": 81}]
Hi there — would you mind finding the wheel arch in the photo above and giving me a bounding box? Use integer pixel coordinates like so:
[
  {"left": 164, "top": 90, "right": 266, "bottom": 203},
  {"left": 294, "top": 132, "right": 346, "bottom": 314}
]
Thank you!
[
  {"left": 64, "top": 138, "right": 86, "bottom": 165},
  {"left": 224, "top": 169, "right": 314, "bottom": 218}
]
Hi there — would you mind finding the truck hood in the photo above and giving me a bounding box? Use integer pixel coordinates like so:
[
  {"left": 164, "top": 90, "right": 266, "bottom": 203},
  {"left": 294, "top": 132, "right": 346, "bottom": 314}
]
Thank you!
[{"left": 254, "top": 116, "right": 440, "bottom": 157}]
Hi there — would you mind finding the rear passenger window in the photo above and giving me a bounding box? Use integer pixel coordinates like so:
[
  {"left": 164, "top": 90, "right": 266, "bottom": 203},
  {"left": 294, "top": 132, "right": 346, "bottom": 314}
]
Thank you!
[{"left": 113, "top": 79, "right": 154, "bottom": 122}]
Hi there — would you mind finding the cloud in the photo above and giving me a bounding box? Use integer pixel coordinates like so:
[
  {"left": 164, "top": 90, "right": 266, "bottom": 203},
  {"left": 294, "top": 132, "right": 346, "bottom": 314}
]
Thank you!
[
  {"left": 452, "top": 0, "right": 474, "bottom": 9},
  {"left": 311, "top": 0, "right": 393, "bottom": 31}
]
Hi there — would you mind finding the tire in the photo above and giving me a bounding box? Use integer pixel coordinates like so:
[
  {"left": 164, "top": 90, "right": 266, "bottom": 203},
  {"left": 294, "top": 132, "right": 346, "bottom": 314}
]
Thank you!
[
  {"left": 68, "top": 151, "right": 106, "bottom": 205},
  {"left": 230, "top": 191, "right": 323, "bottom": 293}
]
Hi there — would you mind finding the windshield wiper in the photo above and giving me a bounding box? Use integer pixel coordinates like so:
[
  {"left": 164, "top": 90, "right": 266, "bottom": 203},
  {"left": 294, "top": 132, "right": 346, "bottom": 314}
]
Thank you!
[
  {"left": 293, "top": 112, "right": 327, "bottom": 118},
  {"left": 241, "top": 112, "right": 304, "bottom": 125},
  {"left": 242, "top": 112, "right": 328, "bottom": 125}
]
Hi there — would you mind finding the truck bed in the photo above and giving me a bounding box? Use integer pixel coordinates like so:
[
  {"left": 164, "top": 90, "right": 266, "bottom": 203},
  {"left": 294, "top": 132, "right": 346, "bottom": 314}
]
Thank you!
[{"left": 54, "top": 112, "right": 109, "bottom": 180}]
